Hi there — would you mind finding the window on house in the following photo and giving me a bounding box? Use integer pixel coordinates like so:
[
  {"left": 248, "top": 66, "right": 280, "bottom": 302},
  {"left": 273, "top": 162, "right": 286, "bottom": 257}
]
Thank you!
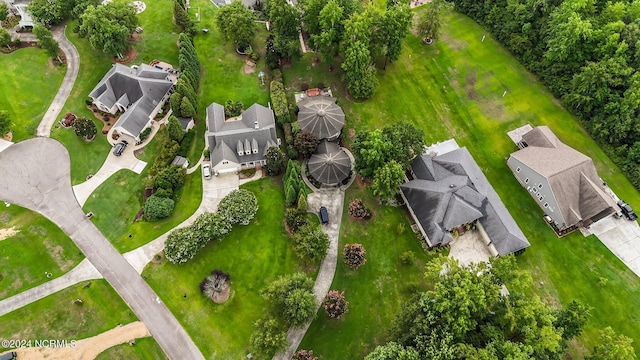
[
  {"left": 516, "top": 167, "right": 521, "bottom": 173},
  {"left": 544, "top": 203, "right": 549, "bottom": 208},
  {"left": 222, "top": 161, "right": 228, "bottom": 165},
  {"left": 532, "top": 188, "right": 538, "bottom": 193},
  {"left": 538, "top": 183, "right": 543, "bottom": 189},
  {"left": 538, "top": 195, "right": 543, "bottom": 201},
  {"left": 525, "top": 178, "right": 530, "bottom": 184}
]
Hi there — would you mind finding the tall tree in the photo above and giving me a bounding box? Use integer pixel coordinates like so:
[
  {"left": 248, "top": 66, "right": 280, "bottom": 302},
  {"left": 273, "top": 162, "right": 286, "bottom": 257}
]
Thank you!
[
  {"left": 586, "top": 327, "right": 637, "bottom": 360},
  {"left": 379, "top": 3, "right": 412, "bottom": 69},
  {"left": 268, "top": 0, "right": 301, "bottom": 59},
  {"left": 341, "top": 40, "right": 379, "bottom": 99},
  {"left": 215, "top": 1, "right": 256, "bottom": 48},
  {"left": 371, "top": 160, "right": 404, "bottom": 201},
  {"left": 352, "top": 129, "right": 392, "bottom": 178},
  {"left": 415, "top": 0, "right": 445, "bottom": 44},
  {"left": 28, "top": 0, "right": 72, "bottom": 25},
  {"left": 79, "top": 1, "right": 138, "bottom": 57},
  {"left": 313, "top": 0, "right": 344, "bottom": 63},
  {"left": 0, "top": 3, "right": 8, "bottom": 27},
  {"left": 33, "top": 24, "right": 61, "bottom": 62}
]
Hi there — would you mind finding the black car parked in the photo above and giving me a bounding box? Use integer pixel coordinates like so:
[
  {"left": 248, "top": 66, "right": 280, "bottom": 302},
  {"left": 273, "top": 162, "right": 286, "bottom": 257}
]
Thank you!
[
  {"left": 319, "top": 206, "right": 329, "bottom": 224},
  {"left": 617, "top": 200, "right": 638, "bottom": 221},
  {"left": 112, "top": 140, "right": 128, "bottom": 156}
]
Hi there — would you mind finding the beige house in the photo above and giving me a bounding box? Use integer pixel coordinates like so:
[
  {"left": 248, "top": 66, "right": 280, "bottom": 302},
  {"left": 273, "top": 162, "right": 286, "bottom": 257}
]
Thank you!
[{"left": 507, "top": 126, "right": 617, "bottom": 231}]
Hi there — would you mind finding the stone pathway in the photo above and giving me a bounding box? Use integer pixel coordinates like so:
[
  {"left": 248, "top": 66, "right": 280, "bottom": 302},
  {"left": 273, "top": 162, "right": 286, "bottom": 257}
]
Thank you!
[
  {"left": 36, "top": 25, "right": 80, "bottom": 138},
  {"left": 0, "top": 259, "right": 102, "bottom": 317},
  {"left": 273, "top": 187, "right": 345, "bottom": 360}
]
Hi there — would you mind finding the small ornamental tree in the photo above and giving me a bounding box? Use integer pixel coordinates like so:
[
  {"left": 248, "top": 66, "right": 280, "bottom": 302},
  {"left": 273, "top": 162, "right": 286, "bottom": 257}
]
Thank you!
[
  {"left": 323, "top": 290, "right": 349, "bottom": 319},
  {"left": 169, "top": 92, "right": 183, "bottom": 116},
  {"left": 292, "top": 349, "right": 319, "bottom": 360},
  {"left": 250, "top": 316, "right": 288, "bottom": 357},
  {"left": 72, "top": 117, "right": 97, "bottom": 139},
  {"left": 265, "top": 146, "right": 287, "bottom": 176},
  {"left": 164, "top": 227, "right": 200, "bottom": 264},
  {"left": 294, "top": 130, "right": 320, "bottom": 158},
  {"left": 343, "top": 243, "right": 367, "bottom": 270},
  {"left": 293, "top": 223, "right": 329, "bottom": 263},
  {"left": 145, "top": 195, "right": 175, "bottom": 221},
  {"left": 199, "top": 269, "right": 231, "bottom": 302},
  {"left": 348, "top": 199, "right": 371, "bottom": 219},
  {"left": 217, "top": 189, "right": 259, "bottom": 225}
]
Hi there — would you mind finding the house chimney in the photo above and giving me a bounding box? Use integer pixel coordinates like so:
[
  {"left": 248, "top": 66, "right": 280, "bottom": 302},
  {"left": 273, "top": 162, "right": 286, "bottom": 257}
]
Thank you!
[{"left": 254, "top": 121, "right": 259, "bottom": 130}]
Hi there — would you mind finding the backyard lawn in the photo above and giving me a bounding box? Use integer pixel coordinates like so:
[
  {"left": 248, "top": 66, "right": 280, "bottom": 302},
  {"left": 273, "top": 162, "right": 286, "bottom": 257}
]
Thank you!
[
  {"left": 50, "top": 23, "right": 113, "bottom": 185},
  {"left": 134, "top": 0, "right": 181, "bottom": 66},
  {"left": 284, "top": 8, "right": 640, "bottom": 355},
  {"left": 0, "top": 205, "right": 84, "bottom": 300},
  {"left": 83, "top": 130, "right": 202, "bottom": 253},
  {"left": 95, "top": 337, "right": 167, "bottom": 360},
  {"left": 299, "top": 184, "right": 435, "bottom": 358},
  {"left": 143, "top": 178, "right": 303, "bottom": 358},
  {"left": 0, "top": 279, "right": 137, "bottom": 343},
  {"left": 0, "top": 47, "right": 65, "bottom": 141}
]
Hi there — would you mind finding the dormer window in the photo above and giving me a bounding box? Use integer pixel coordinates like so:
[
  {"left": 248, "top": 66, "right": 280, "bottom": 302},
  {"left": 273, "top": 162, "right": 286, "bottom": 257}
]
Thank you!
[
  {"left": 516, "top": 167, "right": 521, "bottom": 173},
  {"left": 237, "top": 140, "right": 244, "bottom": 156},
  {"left": 252, "top": 138, "right": 259, "bottom": 154},
  {"left": 538, "top": 183, "right": 543, "bottom": 189},
  {"left": 244, "top": 139, "right": 251, "bottom": 155},
  {"left": 525, "top": 178, "right": 530, "bottom": 184}
]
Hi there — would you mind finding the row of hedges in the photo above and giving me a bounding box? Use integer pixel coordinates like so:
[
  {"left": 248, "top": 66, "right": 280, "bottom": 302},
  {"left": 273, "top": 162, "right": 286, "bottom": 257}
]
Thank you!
[{"left": 164, "top": 189, "right": 259, "bottom": 263}]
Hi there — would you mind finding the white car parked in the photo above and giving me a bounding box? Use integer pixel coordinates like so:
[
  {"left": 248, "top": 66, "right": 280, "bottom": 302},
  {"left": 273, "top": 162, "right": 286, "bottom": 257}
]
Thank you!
[{"left": 202, "top": 164, "right": 212, "bottom": 179}]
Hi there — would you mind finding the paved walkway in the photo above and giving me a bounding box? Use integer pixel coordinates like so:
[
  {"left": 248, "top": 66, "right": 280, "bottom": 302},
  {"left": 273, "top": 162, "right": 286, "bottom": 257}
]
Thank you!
[
  {"left": 274, "top": 187, "right": 345, "bottom": 360},
  {"left": 36, "top": 26, "right": 80, "bottom": 138},
  {"left": 0, "top": 259, "right": 102, "bottom": 316},
  {"left": 0, "top": 138, "right": 204, "bottom": 360}
]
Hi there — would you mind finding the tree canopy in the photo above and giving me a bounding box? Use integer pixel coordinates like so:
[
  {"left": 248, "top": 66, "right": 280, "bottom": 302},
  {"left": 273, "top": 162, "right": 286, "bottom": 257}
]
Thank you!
[
  {"left": 79, "top": 1, "right": 138, "bottom": 56},
  {"left": 215, "top": 1, "right": 256, "bottom": 47},
  {"left": 267, "top": 0, "right": 301, "bottom": 59}
]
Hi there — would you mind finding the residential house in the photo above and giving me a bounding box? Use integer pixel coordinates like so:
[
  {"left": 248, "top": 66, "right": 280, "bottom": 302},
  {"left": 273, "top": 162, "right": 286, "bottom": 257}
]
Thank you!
[
  {"left": 89, "top": 63, "right": 177, "bottom": 142},
  {"left": 400, "top": 141, "right": 530, "bottom": 256},
  {"left": 205, "top": 102, "right": 279, "bottom": 175},
  {"left": 507, "top": 126, "right": 617, "bottom": 231}
]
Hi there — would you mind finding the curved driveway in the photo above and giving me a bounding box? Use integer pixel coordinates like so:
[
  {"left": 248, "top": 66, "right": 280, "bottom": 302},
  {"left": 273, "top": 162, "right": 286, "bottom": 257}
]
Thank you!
[
  {"left": 36, "top": 25, "right": 80, "bottom": 137},
  {"left": 0, "top": 138, "right": 204, "bottom": 360}
]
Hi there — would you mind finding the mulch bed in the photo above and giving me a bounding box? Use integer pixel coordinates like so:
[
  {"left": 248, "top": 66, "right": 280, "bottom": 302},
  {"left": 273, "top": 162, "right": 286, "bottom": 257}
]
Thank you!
[
  {"left": 113, "top": 47, "right": 138, "bottom": 64},
  {"left": 0, "top": 41, "right": 38, "bottom": 54}
]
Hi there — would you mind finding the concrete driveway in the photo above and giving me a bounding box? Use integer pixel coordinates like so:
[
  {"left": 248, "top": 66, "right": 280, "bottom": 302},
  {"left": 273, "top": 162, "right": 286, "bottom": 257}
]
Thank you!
[
  {"left": 585, "top": 216, "right": 640, "bottom": 277},
  {"left": 0, "top": 138, "right": 204, "bottom": 360},
  {"left": 73, "top": 145, "right": 147, "bottom": 206}
]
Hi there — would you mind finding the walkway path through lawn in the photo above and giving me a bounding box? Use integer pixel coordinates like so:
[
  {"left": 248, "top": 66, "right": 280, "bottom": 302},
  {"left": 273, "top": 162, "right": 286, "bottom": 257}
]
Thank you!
[
  {"left": 0, "top": 258, "right": 102, "bottom": 317},
  {"left": 274, "top": 187, "right": 345, "bottom": 360},
  {"left": 0, "top": 138, "right": 204, "bottom": 360},
  {"left": 5, "top": 321, "right": 150, "bottom": 360},
  {"left": 35, "top": 25, "right": 80, "bottom": 138}
]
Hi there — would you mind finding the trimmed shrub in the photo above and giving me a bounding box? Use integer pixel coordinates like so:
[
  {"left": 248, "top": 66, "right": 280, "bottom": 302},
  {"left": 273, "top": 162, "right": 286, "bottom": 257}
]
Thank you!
[
  {"left": 164, "top": 227, "right": 200, "bottom": 264},
  {"left": 270, "top": 80, "right": 290, "bottom": 124},
  {"left": 139, "top": 127, "right": 152, "bottom": 141},
  {"left": 343, "top": 243, "right": 367, "bottom": 270},
  {"left": 348, "top": 199, "right": 371, "bottom": 220},
  {"left": 144, "top": 195, "right": 175, "bottom": 221},
  {"left": 285, "top": 207, "right": 308, "bottom": 233},
  {"left": 293, "top": 223, "right": 329, "bottom": 263},
  {"left": 400, "top": 251, "right": 415, "bottom": 265},
  {"left": 323, "top": 290, "right": 349, "bottom": 319},
  {"left": 217, "top": 189, "right": 259, "bottom": 225}
]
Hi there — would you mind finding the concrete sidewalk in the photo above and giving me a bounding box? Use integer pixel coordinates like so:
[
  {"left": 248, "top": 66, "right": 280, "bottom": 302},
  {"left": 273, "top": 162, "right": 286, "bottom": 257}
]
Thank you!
[{"left": 0, "top": 258, "right": 102, "bottom": 316}]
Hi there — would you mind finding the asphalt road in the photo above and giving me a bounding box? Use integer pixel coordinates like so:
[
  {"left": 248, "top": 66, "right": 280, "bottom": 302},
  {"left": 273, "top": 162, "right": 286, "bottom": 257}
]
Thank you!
[{"left": 0, "top": 138, "right": 204, "bottom": 360}]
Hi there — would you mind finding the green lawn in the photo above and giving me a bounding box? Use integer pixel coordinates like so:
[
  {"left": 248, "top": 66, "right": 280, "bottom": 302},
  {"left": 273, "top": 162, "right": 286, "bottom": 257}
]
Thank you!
[
  {"left": 0, "top": 205, "right": 84, "bottom": 300},
  {"left": 299, "top": 184, "right": 435, "bottom": 358},
  {"left": 83, "top": 129, "right": 202, "bottom": 253},
  {"left": 0, "top": 279, "right": 137, "bottom": 343},
  {"left": 188, "top": 0, "right": 271, "bottom": 164},
  {"left": 95, "top": 337, "right": 167, "bottom": 360},
  {"left": 284, "top": 9, "right": 640, "bottom": 356},
  {"left": 50, "top": 23, "right": 113, "bottom": 185},
  {"left": 134, "top": 0, "right": 181, "bottom": 66},
  {"left": 143, "top": 178, "right": 303, "bottom": 359},
  {"left": 0, "top": 47, "right": 65, "bottom": 141}
]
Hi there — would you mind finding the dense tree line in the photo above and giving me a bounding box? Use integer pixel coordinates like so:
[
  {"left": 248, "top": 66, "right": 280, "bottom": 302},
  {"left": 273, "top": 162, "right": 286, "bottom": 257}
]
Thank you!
[
  {"left": 365, "top": 256, "right": 636, "bottom": 359},
  {"left": 172, "top": 33, "right": 201, "bottom": 118},
  {"left": 452, "top": 0, "right": 640, "bottom": 190}
]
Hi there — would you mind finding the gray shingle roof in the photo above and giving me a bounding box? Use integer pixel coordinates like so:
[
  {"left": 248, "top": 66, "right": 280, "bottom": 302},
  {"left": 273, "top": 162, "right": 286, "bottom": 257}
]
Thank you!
[
  {"left": 297, "top": 97, "right": 345, "bottom": 140},
  {"left": 308, "top": 141, "right": 352, "bottom": 185},
  {"left": 206, "top": 102, "right": 278, "bottom": 167},
  {"left": 510, "top": 126, "right": 617, "bottom": 227},
  {"left": 400, "top": 147, "right": 530, "bottom": 255},
  {"left": 89, "top": 63, "right": 174, "bottom": 138}
]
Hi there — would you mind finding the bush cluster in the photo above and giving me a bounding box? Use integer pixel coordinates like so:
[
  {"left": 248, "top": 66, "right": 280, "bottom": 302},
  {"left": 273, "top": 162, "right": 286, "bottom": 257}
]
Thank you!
[
  {"left": 323, "top": 290, "right": 349, "bottom": 319},
  {"left": 270, "top": 80, "right": 290, "bottom": 124},
  {"left": 292, "top": 350, "right": 318, "bottom": 360},
  {"left": 348, "top": 199, "right": 371, "bottom": 220},
  {"left": 178, "top": 129, "right": 195, "bottom": 157},
  {"left": 343, "top": 243, "right": 367, "bottom": 270},
  {"left": 164, "top": 190, "right": 258, "bottom": 263},
  {"left": 284, "top": 160, "right": 305, "bottom": 207}
]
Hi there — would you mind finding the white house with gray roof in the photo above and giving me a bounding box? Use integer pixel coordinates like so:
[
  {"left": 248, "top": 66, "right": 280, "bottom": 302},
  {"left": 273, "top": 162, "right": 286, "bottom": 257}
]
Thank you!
[
  {"left": 89, "top": 63, "right": 176, "bottom": 141},
  {"left": 507, "top": 126, "right": 617, "bottom": 231},
  {"left": 400, "top": 141, "right": 530, "bottom": 256},
  {"left": 206, "top": 102, "right": 279, "bottom": 175}
]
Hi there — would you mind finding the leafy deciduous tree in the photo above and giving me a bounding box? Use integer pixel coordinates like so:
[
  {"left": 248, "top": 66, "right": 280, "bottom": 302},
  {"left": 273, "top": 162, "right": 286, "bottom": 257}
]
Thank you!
[
  {"left": 215, "top": 1, "right": 256, "bottom": 47},
  {"left": 371, "top": 160, "right": 405, "bottom": 200},
  {"left": 33, "top": 24, "right": 61, "bottom": 62},
  {"left": 294, "top": 130, "right": 320, "bottom": 158},
  {"left": 293, "top": 223, "right": 329, "bottom": 263},
  {"left": 265, "top": 146, "right": 287, "bottom": 176},
  {"left": 267, "top": 0, "right": 301, "bottom": 59},
  {"left": 145, "top": 194, "right": 176, "bottom": 221},
  {"left": 79, "top": 2, "right": 138, "bottom": 57}
]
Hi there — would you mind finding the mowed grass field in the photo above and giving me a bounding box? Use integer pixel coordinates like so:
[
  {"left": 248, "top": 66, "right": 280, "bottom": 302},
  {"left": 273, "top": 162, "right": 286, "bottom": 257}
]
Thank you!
[
  {"left": 0, "top": 279, "right": 137, "bottom": 344},
  {"left": 82, "top": 130, "right": 202, "bottom": 252},
  {"left": 143, "top": 178, "right": 303, "bottom": 358},
  {"left": 0, "top": 47, "right": 65, "bottom": 141},
  {"left": 285, "top": 8, "right": 640, "bottom": 356},
  {"left": 0, "top": 205, "right": 84, "bottom": 300},
  {"left": 300, "top": 184, "right": 436, "bottom": 358},
  {"left": 95, "top": 337, "right": 167, "bottom": 360}
]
